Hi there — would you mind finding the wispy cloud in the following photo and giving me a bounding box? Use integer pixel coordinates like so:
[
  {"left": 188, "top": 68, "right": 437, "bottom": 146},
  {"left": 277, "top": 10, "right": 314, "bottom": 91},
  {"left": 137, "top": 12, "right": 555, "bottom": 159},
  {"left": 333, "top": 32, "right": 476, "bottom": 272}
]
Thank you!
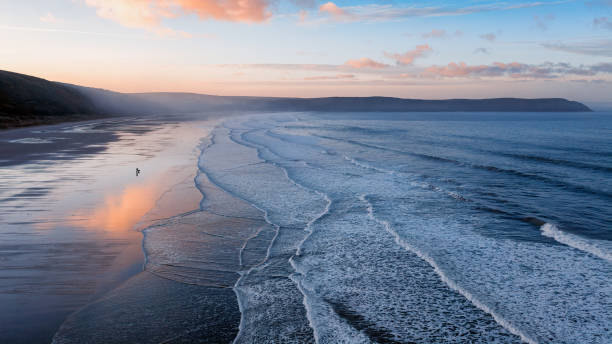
[
  {"left": 422, "top": 29, "right": 446, "bottom": 38},
  {"left": 314, "top": 1, "right": 571, "bottom": 23},
  {"left": 344, "top": 58, "right": 390, "bottom": 69},
  {"left": 0, "top": 24, "right": 127, "bottom": 37},
  {"left": 594, "top": 16, "right": 612, "bottom": 30},
  {"left": 533, "top": 14, "right": 555, "bottom": 31},
  {"left": 40, "top": 12, "right": 62, "bottom": 24},
  {"left": 304, "top": 74, "right": 355, "bottom": 80},
  {"left": 542, "top": 39, "right": 612, "bottom": 57},
  {"left": 480, "top": 33, "right": 496, "bottom": 41},
  {"left": 423, "top": 61, "right": 612, "bottom": 79},
  {"left": 385, "top": 45, "right": 432, "bottom": 65},
  {"left": 216, "top": 63, "right": 339, "bottom": 72},
  {"left": 474, "top": 47, "right": 490, "bottom": 54}
]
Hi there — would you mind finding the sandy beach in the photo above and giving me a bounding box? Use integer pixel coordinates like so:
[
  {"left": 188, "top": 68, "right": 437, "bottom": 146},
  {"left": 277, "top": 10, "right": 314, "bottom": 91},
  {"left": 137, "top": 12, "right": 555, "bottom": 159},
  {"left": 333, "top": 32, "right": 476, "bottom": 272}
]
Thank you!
[
  {"left": 0, "top": 115, "right": 216, "bottom": 343},
  {"left": 2, "top": 111, "right": 611, "bottom": 343}
]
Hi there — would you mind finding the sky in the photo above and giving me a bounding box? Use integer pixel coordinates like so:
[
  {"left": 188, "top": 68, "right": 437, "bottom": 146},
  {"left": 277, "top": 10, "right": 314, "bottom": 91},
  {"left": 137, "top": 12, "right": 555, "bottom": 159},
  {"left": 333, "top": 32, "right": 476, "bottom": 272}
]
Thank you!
[{"left": 1, "top": 0, "right": 611, "bottom": 108}]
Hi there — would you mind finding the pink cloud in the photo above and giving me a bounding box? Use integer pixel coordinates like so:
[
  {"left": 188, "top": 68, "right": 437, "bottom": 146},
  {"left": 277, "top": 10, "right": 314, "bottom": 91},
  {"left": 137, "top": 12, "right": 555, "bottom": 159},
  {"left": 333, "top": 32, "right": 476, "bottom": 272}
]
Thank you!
[
  {"left": 422, "top": 29, "right": 446, "bottom": 38},
  {"left": 40, "top": 12, "right": 62, "bottom": 24},
  {"left": 319, "top": 2, "right": 348, "bottom": 18},
  {"left": 304, "top": 74, "right": 355, "bottom": 80},
  {"left": 174, "top": 0, "right": 271, "bottom": 22},
  {"left": 298, "top": 10, "right": 309, "bottom": 22},
  {"left": 85, "top": 0, "right": 272, "bottom": 35},
  {"left": 385, "top": 45, "right": 432, "bottom": 65},
  {"left": 344, "top": 58, "right": 389, "bottom": 69}
]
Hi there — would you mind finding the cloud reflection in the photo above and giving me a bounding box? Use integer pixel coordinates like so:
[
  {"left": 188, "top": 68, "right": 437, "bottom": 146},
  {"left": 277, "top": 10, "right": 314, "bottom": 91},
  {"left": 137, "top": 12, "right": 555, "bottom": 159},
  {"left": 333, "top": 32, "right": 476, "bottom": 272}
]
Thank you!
[{"left": 81, "top": 179, "right": 162, "bottom": 232}]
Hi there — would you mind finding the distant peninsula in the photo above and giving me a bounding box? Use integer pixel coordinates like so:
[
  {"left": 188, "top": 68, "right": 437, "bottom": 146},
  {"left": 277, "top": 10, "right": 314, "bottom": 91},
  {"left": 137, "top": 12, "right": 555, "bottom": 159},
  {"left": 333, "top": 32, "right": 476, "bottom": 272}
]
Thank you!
[{"left": 1, "top": 70, "right": 592, "bottom": 129}]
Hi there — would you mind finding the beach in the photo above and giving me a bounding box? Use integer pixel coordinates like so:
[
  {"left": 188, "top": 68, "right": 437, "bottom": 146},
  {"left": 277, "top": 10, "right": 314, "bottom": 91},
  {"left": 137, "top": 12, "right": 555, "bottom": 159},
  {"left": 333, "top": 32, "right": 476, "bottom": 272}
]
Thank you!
[
  {"left": 1, "top": 111, "right": 611, "bottom": 343},
  {"left": 0, "top": 115, "right": 215, "bottom": 343}
]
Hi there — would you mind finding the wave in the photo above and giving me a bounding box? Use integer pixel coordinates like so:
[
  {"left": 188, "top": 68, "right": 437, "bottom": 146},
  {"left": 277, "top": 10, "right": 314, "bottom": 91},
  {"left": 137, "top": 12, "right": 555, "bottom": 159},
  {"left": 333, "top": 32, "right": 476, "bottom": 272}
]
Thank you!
[
  {"left": 236, "top": 126, "right": 335, "bottom": 342},
  {"left": 540, "top": 223, "right": 612, "bottom": 262},
  {"left": 319, "top": 134, "right": 612, "bottom": 200},
  {"left": 445, "top": 133, "right": 612, "bottom": 159},
  {"left": 359, "top": 194, "right": 536, "bottom": 344},
  {"left": 497, "top": 152, "right": 612, "bottom": 173},
  {"left": 201, "top": 125, "right": 333, "bottom": 343}
]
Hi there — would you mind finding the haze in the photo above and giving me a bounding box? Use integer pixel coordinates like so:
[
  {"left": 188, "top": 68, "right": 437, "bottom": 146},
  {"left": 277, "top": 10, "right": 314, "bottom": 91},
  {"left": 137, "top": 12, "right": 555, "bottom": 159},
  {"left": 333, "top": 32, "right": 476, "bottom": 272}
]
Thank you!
[{"left": 1, "top": 0, "right": 611, "bottom": 109}]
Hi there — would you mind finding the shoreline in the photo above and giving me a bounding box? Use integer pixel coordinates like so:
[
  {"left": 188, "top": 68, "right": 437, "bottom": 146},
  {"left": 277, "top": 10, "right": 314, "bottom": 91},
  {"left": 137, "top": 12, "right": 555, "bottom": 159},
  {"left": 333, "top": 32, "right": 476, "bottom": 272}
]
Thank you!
[
  {"left": 51, "top": 135, "right": 272, "bottom": 342},
  {"left": 0, "top": 116, "right": 218, "bottom": 343}
]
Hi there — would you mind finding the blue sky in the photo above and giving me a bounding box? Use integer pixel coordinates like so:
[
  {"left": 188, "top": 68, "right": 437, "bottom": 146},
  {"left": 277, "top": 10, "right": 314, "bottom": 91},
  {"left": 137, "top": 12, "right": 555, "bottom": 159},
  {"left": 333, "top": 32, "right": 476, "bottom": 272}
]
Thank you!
[{"left": 1, "top": 1, "right": 611, "bottom": 108}]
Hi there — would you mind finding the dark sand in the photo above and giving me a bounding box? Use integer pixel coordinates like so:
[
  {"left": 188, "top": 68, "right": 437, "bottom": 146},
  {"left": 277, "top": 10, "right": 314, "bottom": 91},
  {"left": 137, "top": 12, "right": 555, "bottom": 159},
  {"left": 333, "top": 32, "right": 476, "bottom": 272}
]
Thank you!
[
  {"left": 52, "top": 272, "right": 240, "bottom": 344},
  {"left": 0, "top": 116, "right": 215, "bottom": 343}
]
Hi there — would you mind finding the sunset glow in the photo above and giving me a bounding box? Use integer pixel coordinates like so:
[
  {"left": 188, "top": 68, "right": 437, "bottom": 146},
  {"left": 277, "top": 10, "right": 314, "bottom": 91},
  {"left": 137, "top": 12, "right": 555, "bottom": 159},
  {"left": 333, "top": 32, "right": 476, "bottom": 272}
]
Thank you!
[{"left": 1, "top": 1, "right": 611, "bottom": 107}]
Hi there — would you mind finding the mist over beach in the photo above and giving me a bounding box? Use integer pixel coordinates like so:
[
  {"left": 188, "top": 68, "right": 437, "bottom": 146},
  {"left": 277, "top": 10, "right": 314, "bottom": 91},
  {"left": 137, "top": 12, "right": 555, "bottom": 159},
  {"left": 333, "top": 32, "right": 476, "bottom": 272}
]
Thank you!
[{"left": 1, "top": 1, "right": 612, "bottom": 344}]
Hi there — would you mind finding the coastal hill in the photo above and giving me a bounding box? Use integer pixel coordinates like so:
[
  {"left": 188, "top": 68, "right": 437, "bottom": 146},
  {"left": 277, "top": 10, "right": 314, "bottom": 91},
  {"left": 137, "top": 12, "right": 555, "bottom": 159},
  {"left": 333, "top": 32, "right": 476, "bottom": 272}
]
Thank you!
[
  {"left": 0, "top": 70, "right": 100, "bottom": 128},
  {"left": 1, "top": 70, "right": 592, "bottom": 128}
]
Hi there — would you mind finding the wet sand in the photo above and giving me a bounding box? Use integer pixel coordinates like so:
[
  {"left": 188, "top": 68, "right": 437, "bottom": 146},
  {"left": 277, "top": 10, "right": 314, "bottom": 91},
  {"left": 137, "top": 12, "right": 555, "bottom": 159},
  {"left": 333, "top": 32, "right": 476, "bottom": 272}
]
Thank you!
[
  {"left": 51, "top": 135, "right": 277, "bottom": 343},
  {"left": 0, "top": 116, "right": 214, "bottom": 343},
  {"left": 51, "top": 169, "right": 277, "bottom": 343}
]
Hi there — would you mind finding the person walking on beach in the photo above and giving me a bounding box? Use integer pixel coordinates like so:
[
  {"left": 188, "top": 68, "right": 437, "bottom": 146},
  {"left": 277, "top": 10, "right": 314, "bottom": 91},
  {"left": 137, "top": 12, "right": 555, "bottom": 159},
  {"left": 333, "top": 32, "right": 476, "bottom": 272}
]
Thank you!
[{"left": 136, "top": 168, "right": 140, "bottom": 177}]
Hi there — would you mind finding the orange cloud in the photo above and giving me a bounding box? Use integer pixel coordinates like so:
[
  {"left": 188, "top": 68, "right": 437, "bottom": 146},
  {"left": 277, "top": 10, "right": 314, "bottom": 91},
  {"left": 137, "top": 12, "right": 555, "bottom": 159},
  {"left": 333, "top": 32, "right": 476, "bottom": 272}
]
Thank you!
[
  {"left": 319, "top": 2, "right": 349, "bottom": 18},
  {"left": 385, "top": 45, "right": 432, "bottom": 65},
  {"left": 344, "top": 57, "right": 389, "bottom": 69},
  {"left": 174, "top": 0, "right": 271, "bottom": 22},
  {"left": 85, "top": 0, "right": 272, "bottom": 35},
  {"left": 85, "top": 0, "right": 165, "bottom": 29}
]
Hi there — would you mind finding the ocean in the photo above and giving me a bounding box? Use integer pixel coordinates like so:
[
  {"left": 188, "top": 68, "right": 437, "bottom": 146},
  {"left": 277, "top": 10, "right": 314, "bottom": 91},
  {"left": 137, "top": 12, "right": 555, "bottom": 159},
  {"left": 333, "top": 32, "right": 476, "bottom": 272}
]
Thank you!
[
  {"left": 191, "top": 112, "right": 610, "bottom": 343},
  {"left": 4, "top": 112, "right": 611, "bottom": 343}
]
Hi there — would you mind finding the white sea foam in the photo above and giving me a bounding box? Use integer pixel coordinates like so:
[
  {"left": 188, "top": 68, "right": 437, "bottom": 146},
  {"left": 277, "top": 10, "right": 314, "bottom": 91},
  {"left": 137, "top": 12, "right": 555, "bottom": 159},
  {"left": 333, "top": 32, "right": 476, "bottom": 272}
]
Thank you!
[
  {"left": 244, "top": 124, "right": 524, "bottom": 342},
  {"left": 201, "top": 114, "right": 612, "bottom": 344},
  {"left": 358, "top": 194, "right": 538, "bottom": 344},
  {"left": 238, "top": 126, "right": 335, "bottom": 342},
  {"left": 540, "top": 223, "right": 612, "bottom": 262},
  {"left": 201, "top": 124, "right": 327, "bottom": 343}
]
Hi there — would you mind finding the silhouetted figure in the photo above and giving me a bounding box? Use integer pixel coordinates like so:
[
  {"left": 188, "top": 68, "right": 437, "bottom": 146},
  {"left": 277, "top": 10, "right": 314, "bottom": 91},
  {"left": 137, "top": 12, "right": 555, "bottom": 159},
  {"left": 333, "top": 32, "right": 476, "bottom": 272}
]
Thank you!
[{"left": 136, "top": 168, "right": 140, "bottom": 177}]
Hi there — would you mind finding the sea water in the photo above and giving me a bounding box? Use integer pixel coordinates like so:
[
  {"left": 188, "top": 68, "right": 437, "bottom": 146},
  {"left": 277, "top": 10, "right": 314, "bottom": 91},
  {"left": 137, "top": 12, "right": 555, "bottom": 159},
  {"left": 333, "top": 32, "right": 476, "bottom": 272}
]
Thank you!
[
  {"left": 194, "top": 112, "right": 611, "bottom": 343},
  {"left": 49, "top": 111, "right": 612, "bottom": 343}
]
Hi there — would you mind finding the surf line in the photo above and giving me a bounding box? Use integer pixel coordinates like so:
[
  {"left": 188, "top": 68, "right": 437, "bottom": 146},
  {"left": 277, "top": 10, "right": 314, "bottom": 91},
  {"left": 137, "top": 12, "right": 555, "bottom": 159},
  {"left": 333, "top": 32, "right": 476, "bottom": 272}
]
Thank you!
[
  {"left": 234, "top": 125, "right": 332, "bottom": 343},
  {"left": 540, "top": 223, "right": 612, "bottom": 262},
  {"left": 358, "top": 194, "right": 538, "bottom": 344},
  {"left": 198, "top": 124, "right": 322, "bottom": 344},
  {"left": 193, "top": 128, "right": 281, "bottom": 344}
]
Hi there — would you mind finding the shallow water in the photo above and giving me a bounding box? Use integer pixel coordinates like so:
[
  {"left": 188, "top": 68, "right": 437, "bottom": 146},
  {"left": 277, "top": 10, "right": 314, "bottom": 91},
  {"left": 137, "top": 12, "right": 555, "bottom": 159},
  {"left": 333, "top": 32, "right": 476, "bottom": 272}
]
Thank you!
[{"left": 0, "top": 117, "right": 210, "bottom": 343}]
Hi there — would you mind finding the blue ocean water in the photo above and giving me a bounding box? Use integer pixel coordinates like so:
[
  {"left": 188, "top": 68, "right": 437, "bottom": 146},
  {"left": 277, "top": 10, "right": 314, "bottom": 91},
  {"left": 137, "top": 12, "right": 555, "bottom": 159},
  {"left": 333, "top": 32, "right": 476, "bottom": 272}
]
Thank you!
[{"left": 194, "top": 112, "right": 611, "bottom": 343}]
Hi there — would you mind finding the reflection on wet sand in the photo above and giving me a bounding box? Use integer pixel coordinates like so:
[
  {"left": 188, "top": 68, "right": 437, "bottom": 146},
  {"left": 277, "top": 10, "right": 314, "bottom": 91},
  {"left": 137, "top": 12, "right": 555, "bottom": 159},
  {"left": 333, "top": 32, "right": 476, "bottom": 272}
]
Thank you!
[
  {"left": 32, "top": 177, "right": 162, "bottom": 233},
  {"left": 0, "top": 118, "right": 213, "bottom": 344},
  {"left": 79, "top": 173, "right": 172, "bottom": 233},
  {"left": 87, "top": 181, "right": 159, "bottom": 232},
  {"left": 52, "top": 163, "right": 276, "bottom": 344}
]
